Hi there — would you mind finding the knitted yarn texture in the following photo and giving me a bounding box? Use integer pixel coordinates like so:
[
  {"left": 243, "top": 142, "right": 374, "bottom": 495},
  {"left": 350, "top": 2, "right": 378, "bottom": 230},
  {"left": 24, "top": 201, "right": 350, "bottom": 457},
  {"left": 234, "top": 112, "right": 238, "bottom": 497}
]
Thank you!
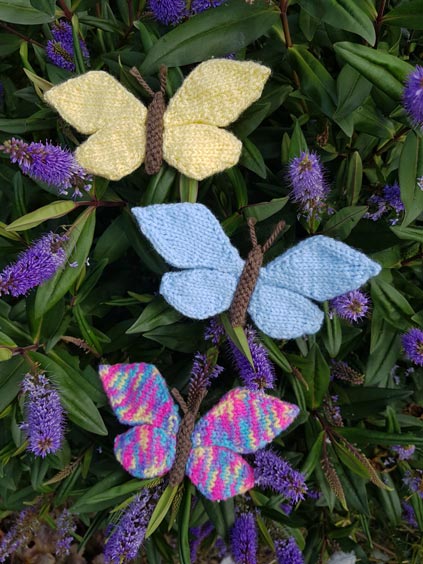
[
  {"left": 132, "top": 203, "right": 382, "bottom": 339},
  {"left": 44, "top": 59, "right": 270, "bottom": 181},
  {"left": 98, "top": 363, "right": 299, "bottom": 501}
]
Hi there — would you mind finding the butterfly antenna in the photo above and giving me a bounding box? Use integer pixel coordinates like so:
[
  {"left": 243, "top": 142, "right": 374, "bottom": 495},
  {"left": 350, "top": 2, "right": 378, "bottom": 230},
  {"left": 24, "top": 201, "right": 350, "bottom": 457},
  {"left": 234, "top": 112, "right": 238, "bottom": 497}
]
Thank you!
[
  {"left": 129, "top": 66, "right": 155, "bottom": 98},
  {"left": 159, "top": 65, "right": 168, "bottom": 95},
  {"left": 247, "top": 217, "right": 258, "bottom": 248},
  {"left": 171, "top": 388, "right": 188, "bottom": 415},
  {"left": 262, "top": 220, "right": 286, "bottom": 253}
]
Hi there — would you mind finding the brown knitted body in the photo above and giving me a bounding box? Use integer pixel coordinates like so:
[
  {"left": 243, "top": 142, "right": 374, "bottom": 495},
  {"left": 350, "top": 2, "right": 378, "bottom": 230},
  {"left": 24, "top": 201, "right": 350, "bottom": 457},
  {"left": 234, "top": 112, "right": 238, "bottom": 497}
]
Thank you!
[
  {"left": 144, "top": 91, "right": 166, "bottom": 175},
  {"left": 169, "top": 412, "right": 196, "bottom": 486},
  {"left": 229, "top": 245, "right": 264, "bottom": 327}
]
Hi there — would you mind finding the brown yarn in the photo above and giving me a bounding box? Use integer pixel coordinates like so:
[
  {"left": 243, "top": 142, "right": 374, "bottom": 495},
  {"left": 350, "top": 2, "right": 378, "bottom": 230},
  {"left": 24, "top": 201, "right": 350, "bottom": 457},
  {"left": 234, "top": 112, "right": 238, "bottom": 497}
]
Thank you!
[
  {"left": 229, "top": 218, "right": 286, "bottom": 327},
  {"left": 169, "top": 412, "right": 196, "bottom": 486}
]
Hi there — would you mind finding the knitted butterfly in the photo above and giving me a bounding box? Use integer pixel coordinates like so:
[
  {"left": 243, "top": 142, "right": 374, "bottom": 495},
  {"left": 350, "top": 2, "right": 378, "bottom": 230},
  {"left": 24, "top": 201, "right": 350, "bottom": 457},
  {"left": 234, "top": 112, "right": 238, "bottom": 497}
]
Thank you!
[
  {"left": 44, "top": 59, "right": 270, "bottom": 181},
  {"left": 132, "top": 203, "right": 381, "bottom": 339},
  {"left": 99, "top": 362, "right": 299, "bottom": 501}
]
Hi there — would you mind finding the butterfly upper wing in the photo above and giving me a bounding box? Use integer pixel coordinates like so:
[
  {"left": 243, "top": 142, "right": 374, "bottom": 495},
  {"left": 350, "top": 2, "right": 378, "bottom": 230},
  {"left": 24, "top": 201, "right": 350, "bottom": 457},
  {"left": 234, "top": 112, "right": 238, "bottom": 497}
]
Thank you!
[
  {"left": 163, "top": 59, "right": 270, "bottom": 180},
  {"left": 186, "top": 446, "right": 254, "bottom": 501},
  {"left": 259, "top": 235, "right": 381, "bottom": 301},
  {"left": 44, "top": 71, "right": 147, "bottom": 180},
  {"left": 132, "top": 203, "right": 243, "bottom": 272},
  {"left": 98, "top": 363, "right": 180, "bottom": 433}
]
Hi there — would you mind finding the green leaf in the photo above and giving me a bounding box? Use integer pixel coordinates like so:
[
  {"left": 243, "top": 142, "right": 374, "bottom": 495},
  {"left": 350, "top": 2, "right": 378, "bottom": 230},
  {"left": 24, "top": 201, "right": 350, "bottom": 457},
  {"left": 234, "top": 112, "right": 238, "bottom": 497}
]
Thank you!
[
  {"left": 226, "top": 167, "right": 248, "bottom": 208},
  {"left": 345, "top": 152, "right": 363, "bottom": 206},
  {"left": 371, "top": 278, "right": 415, "bottom": 330},
  {"left": 145, "top": 485, "right": 178, "bottom": 538},
  {"left": 366, "top": 314, "right": 400, "bottom": 386},
  {"left": 334, "top": 65, "right": 372, "bottom": 122},
  {"left": 288, "top": 345, "right": 330, "bottom": 409},
  {"left": 34, "top": 209, "right": 96, "bottom": 318},
  {"left": 376, "top": 474, "right": 401, "bottom": 526},
  {"left": 29, "top": 352, "right": 108, "bottom": 436},
  {"left": 288, "top": 121, "right": 308, "bottom": 160},
  {"left": 178, "top": 483, "right": 193, "bottom": 564},
  {"left": 239, "top": 138, "right": 267, "bottom": 178},
  {"left": 384, "top": 0, "right": 423, "bottom": 29},
  {"left": 301, "top": 430, "right": 324, "bottom": 479},
  {"left": 29, "top": 0, "right": 54, "bottom": 15},
  {"left": 6, "top": 201, "right": 77, "bottom": 232},
  {"left": 322, "top": 304, "right": 342, "bottom": 357},
  {"left": 0, "top": 115, "right": 57, "bottom": 133},
  {"left": 322, "top": 206, "right": 367, "bottom": 240},
  {"left": 0, "top": 0, "right": 54, "bottom": 24},
  {"left": 0, "top": 34, "right": 23, "bottom": 57},
  {"left": 202, "top": 497, "right": 234, "bottom": 538},
  {"left": 337, "top": 427, "right": 423, "bottom": 447},
  {"left": 142, "top": 167, "right": 176, "bottom": 206},
  {"left": 140, "top": 0, "right": 279, "bottom": 74},
  {"left": 243, "top": 197, "right": 289, "bottom": 222},
  {"left": 298, "top": 0, "right": 376, "bottom": 45},
  {"left": 334, "top": 42, "right": 413, "bottom": 100},
  {"left": 126, "top": 297, "right": 183, "bottom": 334},
  {"left": 399, "top": 131, "right": 423, "bottom": 226},
  {"left": 0, "top": 331, "right": 16, "bottom": 362},
  {"left": 390, "top": 225, "right": 423, "bottom": 243},
  {"left": 0, "top": 357, "right": 26, "bottom": 411},
  {"left": 179, "top": 174, "right": 198, "bottom": 203},
  {"left": 221, "top": 313, "right": 254, "bottom": 367},
  {"left": 144, "top": 322, "right": 203, "bottom": 353},
  {"left": 289, "top": 46, "right": 337, "bottom": 117}
]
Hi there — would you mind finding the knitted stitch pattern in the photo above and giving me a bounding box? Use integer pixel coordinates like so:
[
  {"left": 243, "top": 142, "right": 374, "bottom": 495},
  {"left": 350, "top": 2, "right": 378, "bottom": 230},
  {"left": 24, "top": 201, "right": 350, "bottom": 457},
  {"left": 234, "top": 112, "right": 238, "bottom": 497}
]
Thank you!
[
  {"left": 132, "top": 203, "right": 382, "bottom": 339},
  {"left": 98, "top": 363, "right": 299, "bottom": 501},
  {"left": 44, "top": 59, "right": 270, "bottom": 181}
]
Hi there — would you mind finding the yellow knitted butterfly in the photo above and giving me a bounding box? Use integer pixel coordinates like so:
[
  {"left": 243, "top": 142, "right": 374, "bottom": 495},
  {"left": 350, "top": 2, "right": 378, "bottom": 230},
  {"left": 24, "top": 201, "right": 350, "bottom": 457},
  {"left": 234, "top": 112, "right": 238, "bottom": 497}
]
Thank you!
[{"left": 44, "top": 59, "right": 271, "bottom": 181}]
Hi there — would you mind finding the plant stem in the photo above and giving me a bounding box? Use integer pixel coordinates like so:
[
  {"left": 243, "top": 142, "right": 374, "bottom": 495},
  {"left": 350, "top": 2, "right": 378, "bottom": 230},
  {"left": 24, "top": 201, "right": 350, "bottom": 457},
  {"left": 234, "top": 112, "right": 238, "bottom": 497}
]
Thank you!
[
  {"left": 75, "top": 200, "right": 126, "bottom": 208},
  {"left": 59, "top": 0, "right": 73, "bottom": 20},
  {"left": 374, "top": 0, "right": 386, "bottom": 47},
  {"left": 0, "top": 22, "right": 43, "bottom": 47},
  {"left": 280, "top": 0, "right": 292, "bottom": 48}
]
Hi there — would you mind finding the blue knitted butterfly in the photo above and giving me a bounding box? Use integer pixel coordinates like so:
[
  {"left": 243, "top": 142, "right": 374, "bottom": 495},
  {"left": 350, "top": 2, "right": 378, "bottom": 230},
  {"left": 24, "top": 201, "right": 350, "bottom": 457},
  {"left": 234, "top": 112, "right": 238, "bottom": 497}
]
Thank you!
[{"left": 132, "top": 203, "right": 381, "bottom": 339}]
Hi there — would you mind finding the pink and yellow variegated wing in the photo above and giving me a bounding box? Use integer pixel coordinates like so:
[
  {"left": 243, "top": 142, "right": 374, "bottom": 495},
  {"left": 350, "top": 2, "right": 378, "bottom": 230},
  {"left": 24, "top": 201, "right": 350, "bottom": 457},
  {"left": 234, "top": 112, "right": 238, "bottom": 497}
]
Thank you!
[
  {"left": 98, "top": 363, "right": 180, "bottom": 433},
  {"left": 114, "top": 425, "right": 176, "bottom": 479},
  {"left": 191, "top": 388, "right": 299, "bottom": 453},
  {"left": 186, "top": 446, "right": 254, "bottom": 501}
]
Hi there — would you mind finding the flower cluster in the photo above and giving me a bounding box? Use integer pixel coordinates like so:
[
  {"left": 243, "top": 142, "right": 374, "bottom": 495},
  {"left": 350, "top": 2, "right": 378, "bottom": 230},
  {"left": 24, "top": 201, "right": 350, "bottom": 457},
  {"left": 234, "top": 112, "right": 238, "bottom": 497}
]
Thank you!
[
  {"left": 204, "top": 316, "right": 225, "bottom": 345},
  {"left": 55, "top": 509, "right": 76, "bottom": 557},
  {"left": 230, "top": 512, "right": 258, "bottom": 564},
  {"left": 402, "top": 328, "right": 423, "bottom": 366},
  {"left": 403, "top": 469, "right": 423, "bottom": 499},
  {"left": 287, "top": 151, "right": 328, "bottom": 220},
  {"left": 403, "top": 65, "right": 423, "bottom": 128},
  {"left": 46, "top": 20, "right": 90, "bottom": 71},
  {"left": 364, "top": 182, "right": 404, "bottom": 224},
  {"left": 391, "top": 444, "right": 415, "bottom": 461},
  {"left": 330, "top": 360, "right": 365, "bottom": 385},
  {"left": 275, "top": 537, "right": 304, "bottom": 564},
  {"left": 330, "top": 289, "right": 370, "bottom": 322},
  {"left": 21, "top": 373, "right": 65, "bottom": 457},
  {"left": 323, "top": 394, "right": 344, "bottom": 427},
  {"left": 229, "top": 326, "right": 275, "bottom": 390},
  {"left": 0, "top": 232, "right": 68, "bottom": 298},
  {"left": 0, "top": 138, "right": 92, "bottom": 197},
  {"left": 0, "top": 506, "right": 40, "bottom": 562},
  {"left": 401, "top": 500, "right": 418, "bottom": 528},
  {"left": 190, "top": 522, "right": 214, "bottom": 562},
  {"left": 149, "top": 0, "right": 226, "bottom": 25}
]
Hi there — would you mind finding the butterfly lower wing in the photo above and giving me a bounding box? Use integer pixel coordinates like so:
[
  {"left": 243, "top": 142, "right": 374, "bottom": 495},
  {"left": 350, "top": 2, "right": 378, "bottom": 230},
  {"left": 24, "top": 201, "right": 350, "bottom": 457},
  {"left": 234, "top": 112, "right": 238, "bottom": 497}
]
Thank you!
[
  {"left": 160, "top": 270, "right": 238, "bottom": 319},
  {"left": 192, "top": 388, "right": 299, "bottom": 453},
  {"left": 98, "top": 363, "right": 180, "bottom": 433},
  {"left": 115, "top": 425, "right": 176, "bottom": 479},
  {"left": 260, "top": 235, "right": 381, "bottom": 301},
  {"left": 164, "top": 59, "right": 270, "bottom": 128},
  {"left": 132, "top": 203, "right": 243, "bottom": 271},
  {"left": 186, "top": 446, "right": 254, "bottom": 501},
  {"left": 44, "top": 71, "right": 147, "bottom": 180},
  {"left": 248, "top": 279, "right": 324, "bottom": 339}
]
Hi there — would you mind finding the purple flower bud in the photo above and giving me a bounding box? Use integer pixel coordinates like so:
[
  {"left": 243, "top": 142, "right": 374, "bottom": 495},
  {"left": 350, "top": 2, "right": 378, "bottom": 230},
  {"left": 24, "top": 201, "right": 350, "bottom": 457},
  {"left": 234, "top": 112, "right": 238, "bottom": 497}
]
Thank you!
[
  {"left": 403, "top": 469, "right": 423, "bottom": 499},
  {"left": 402, "top": 328, "right": 423, "bottom": 366},
  {"left": 275, "top": 537, "right": 304, "bottom": 564},
  {"left": 149, "top": 0, "right": 187, "bottom": 25},
  {"left": 330, "top": 290, "right": 370, "bottom": 322},
  {"left": 230, "top": 512, "right": 258, "bottom": 564},
  {"left": 364, "top": 182, "right": 404, "bottom": 224},
  {"left": 0, "top": 506, "right": 40, "bottom": 562},
  {"left": 403, "top": 65, "right": 423, "bottom": 128},
  {"left": 0, "top": 138, "right": 92, "bottom": 197},
  {"left": 228, "top": 326, "right": 275, "bottom": 390},
  {"left": 191, "top": 0, "right": 225, "bottom": 13},
  {"left": 46, "top": 20, "right": 90, "bottom": 72},
  {"left": 402, "top": 500, "right": 418, "bottom": 528},
  {"left": 204, "top": 317, "right": 225, "bottom": 345},
  {"left": 55, "top": 509, "right": 76, "bottom": 558},
  {"left": 0, "top": 232, "right": 67, "bottom": 298},
  {"left": 190, "top": 522, "right": 214, "bottom": 562},
  {"left": 330, "top": 360, "right": 364, "bottom": 385},
  {"left": 323, "top": 395, "right": 344, "bottom": 427},
  {"left": 287, "top": 151, "right": 328, "bottom": 219},
  {"left": 21, "top": 373, "right": 65, "bottom": 458},
  {"left": 391, "top": 444, "right": 415, "bottom": 461}
]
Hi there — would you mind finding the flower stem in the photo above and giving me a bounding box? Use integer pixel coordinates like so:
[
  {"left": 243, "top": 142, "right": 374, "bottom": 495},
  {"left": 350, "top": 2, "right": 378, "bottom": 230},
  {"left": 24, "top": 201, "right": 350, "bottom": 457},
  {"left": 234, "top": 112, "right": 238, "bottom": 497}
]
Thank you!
[
  {"left": 280, "top": 0, "right": 293, "bottom": 48},
  {"left": 374, "top": 0, "right": 386, "bottom": 47},
  {"left": 58, "top": 0, "right": 73, "bottom": 20},
  {"left": 0, "top": 22, "right": 43, "bottom": 47},
  {"left": 75, "top": 200, "right": 126, "bottom": 208}
]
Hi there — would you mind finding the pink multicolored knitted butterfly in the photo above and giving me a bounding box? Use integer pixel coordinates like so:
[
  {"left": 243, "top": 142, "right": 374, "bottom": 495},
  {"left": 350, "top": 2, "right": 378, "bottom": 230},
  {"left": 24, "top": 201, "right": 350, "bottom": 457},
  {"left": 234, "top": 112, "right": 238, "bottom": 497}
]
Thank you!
[{"left": 99, "top": 362, "right": 299, "bottom": 501}]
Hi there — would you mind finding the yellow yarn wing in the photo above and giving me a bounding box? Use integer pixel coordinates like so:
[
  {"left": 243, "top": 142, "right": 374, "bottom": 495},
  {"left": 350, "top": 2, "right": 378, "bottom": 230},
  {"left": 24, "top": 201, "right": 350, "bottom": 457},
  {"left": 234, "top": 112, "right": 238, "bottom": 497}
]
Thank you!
[
  {"left": 163, "top": 59, "right": 271, "bottom": 180},
  {"left": 44, "top": 71, "right": 147, "bottom": 181}
]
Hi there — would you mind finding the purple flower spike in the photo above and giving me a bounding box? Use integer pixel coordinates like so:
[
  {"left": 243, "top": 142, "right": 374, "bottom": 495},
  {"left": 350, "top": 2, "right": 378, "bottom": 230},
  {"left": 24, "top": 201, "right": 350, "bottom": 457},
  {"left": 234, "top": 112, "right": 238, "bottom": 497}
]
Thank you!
[
  {"left": 275, "top": 537, "right": 304, "bottom": 564},
  {"left": 365, "top": 182, "right": 404, "bottom": 224},
  {"left": 230, "top": 512, "right": 258, "bottom": 564},
  {"left": 391, "top": 444, "right": 415, "bottom": 461},
  {"left": 149, "top": 0, "right": 187, "bottom": 25},
  {"left": 402, "top": 501, "right": 418, "bottom": 528},
  {"left": 21, "top": 373, "right": 65, "bottom": 458},
  {"left": 288, "top": 151, "right": 328, "bottom": 219},
  {"left": 55, "top": 509, "right": 76, "bottom": 558},
  {"left": 229, "top": 326, "right": 275, "bottom": 390},
  {"left": 403, "top": 65, "right": 423, "bottom": 128},
  {"left": 191, "top": 0, "right": 225, "bottom": 13},
  {"left": 46, "top": 20, "right": 90, "bottom": 71},
  {"left": 0, "top": 232, "right": 67, "bottom": 298},
  {"left": 402, "top": 328, "right": 423, "bottom": 366},
  {"left": 330, "top": 290, "right": 370, "bottom": 322},
  {"left": 104, "top": 489, "right": 158, "bottom": 563},
  {"left": 0, "top": 138, "right": 92, "bottom": 197}
]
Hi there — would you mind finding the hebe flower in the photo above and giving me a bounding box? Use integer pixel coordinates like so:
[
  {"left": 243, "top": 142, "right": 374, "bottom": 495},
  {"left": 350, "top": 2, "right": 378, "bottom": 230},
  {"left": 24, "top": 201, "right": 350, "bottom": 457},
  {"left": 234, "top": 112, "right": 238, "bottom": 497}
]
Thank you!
[
  {"left": 364, "top": 182, "right": 404, "bottom": 224},
  {"left": 191, "top": 0, "right": 226, "bottom": 13},
  {"left": 330, "top": 290, "right": 370, "bottom": 322},
  {"left": 275, "top": 537, "right": 304, "bottom": 564},
  {"left": 0, "top": 506, "right": 40, "bottom": 562},
  {"left": 402, "top": 328, "right": 423, "bottom": 366},
  {"left": 330, "top": 360, "right": 364, "bottom": 385},
  {"left": 104, "top": 489, "right": 158, "bottom": 563},
  {"left": 230, "top": 512, "right": 258, "bottom": 564},
  {"left": 403, "top": 469, "right": 423, "bottom": 498},
  {"left": 403, "top": 65, "right": 423, "bottom": 128},
  {"left": 55, "top": 509, "right": 76, "bottom": 558},
  {"left": 323, "top": 395, "right": 344, "bottom": 427},
  {"left": 21, "top": 373, "right": 65, "bottom": 457},
  {"left": 402, "top": 500, "right": 418, "bottom": 528},
  {"left": 287, "top": 151, "right": 328, "bottom": 219},
  {"left": 46, "top": 20, "right": 90, "bottom": 72},
  {"left": 204, "top": 316, "right": 225, "bottom": 345},
  {"left": 0, "top": 138, "right": 92, "bottom": 197},
  {"left": 0, "top": 232, "right": 67, "bottom": 297},
  {"left": 391, "top": 444, "right": 415, "bottom": 461},
  {"left": 190, "top": 522, "right": 214, "bottom": 562},
  {"left": 149, "top": 0, "right": 187, "bottom": 25},
  {"left": 189, "top": 352, "right": 224, "bottom": 401},
  {"left": 228, "top": 326, "right": 275, "bottom": 390},
  {"left": 253, "top": 449, "right": 308, "bottom": 505}
]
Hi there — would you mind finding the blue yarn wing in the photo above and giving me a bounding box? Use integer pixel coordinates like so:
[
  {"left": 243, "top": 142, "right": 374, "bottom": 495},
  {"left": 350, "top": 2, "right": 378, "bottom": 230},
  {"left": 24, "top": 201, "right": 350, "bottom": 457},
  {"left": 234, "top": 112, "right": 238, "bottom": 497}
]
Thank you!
[
  {"left": 160, "top": 269, "right": 240, "bottom": 319},
  {"left": 259, "top": 235, "right": 381, "bottom": 301},
  {"left": 132, "top": 203, "right": 243, "bottom": 272}
]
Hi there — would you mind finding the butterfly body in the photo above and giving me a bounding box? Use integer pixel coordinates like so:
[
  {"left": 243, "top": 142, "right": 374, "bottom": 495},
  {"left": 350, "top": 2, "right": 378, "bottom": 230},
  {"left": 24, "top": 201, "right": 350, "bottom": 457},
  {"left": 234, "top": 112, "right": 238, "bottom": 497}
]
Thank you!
[{"left": 99, "top": 362, "right": 299, "bottom": 500}]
